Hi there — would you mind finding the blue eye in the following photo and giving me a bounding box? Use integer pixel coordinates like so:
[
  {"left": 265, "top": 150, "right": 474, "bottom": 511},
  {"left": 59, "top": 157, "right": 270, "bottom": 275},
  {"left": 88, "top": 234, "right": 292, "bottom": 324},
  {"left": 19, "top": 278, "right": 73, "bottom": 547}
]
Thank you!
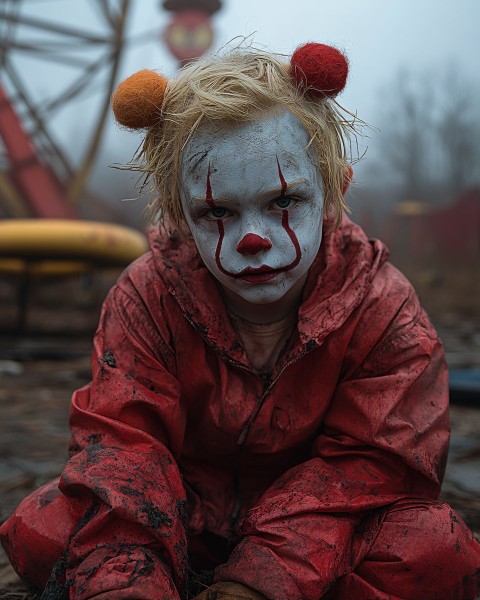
[
  {"left": 274, "top": 197, "right": 293, "bottom": 209},
  {"left": 206, "top": 207, "right": 229, "bottom": 219}
]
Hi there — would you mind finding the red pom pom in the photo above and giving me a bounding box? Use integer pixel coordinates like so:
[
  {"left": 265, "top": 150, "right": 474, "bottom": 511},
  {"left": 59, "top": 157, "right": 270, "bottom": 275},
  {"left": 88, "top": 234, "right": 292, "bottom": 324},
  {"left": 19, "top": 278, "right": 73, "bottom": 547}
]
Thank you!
[
  {"left": 291, "top": 43, "right": 349, "bottom": 98},
  {"left": 112, "top": 70, "right": 168, "bottom": 129}
]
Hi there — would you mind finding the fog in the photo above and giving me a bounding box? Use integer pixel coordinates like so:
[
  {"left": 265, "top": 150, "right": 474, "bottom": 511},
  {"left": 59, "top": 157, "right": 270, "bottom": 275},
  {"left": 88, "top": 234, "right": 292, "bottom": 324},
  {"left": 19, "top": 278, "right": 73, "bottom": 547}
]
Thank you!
[{"left": 0, "top": 0, "right": 479, "bottom": 235}]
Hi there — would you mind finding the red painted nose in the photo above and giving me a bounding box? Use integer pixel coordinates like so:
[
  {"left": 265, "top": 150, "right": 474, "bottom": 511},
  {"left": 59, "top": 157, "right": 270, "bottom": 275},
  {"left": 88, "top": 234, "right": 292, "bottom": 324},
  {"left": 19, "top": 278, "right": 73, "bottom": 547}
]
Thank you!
[{"left": 236, "top": 233, "right": 272, "bottom": 255}]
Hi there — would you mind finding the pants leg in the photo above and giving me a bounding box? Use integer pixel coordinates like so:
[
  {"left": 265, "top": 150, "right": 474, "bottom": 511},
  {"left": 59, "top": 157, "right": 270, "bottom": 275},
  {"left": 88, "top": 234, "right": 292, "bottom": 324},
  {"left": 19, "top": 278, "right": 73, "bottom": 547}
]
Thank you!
[
  {"left": 1, "top": 478, "right": 229, "bottom": 597},
  {"left": 0, "top": 478, "right": 80, "bottom": 591},
  {"left": 325, "top": 499, "right": 480, "bottom": 600},
  {"left": 3, "top": 488, "right": 480, "bottom": 600}
]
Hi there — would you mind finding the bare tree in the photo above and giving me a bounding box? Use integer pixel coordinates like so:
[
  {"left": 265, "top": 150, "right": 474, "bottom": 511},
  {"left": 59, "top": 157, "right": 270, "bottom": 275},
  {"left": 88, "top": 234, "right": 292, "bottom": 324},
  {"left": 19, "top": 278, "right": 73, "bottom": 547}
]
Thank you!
[
  {"left": 370, "top": 67, "right": 480, "bottom": 204},
  {"left": 436, "top": 78, "right": 479, "bottom": 197}
]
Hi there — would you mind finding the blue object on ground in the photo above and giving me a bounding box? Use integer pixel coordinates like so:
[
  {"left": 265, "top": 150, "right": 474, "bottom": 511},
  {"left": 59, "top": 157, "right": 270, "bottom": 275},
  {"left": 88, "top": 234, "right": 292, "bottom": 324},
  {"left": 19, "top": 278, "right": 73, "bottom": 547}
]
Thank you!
[{"left": 449, "top": 369, "right": 480, "bottom": 405}]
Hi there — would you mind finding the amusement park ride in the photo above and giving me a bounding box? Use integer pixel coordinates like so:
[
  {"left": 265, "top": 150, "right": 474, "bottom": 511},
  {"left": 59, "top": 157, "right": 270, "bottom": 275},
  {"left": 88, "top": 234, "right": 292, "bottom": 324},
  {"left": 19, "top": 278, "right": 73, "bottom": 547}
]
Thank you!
[{"left": 0, "top": 0, "right": 222, "bottom": 329}]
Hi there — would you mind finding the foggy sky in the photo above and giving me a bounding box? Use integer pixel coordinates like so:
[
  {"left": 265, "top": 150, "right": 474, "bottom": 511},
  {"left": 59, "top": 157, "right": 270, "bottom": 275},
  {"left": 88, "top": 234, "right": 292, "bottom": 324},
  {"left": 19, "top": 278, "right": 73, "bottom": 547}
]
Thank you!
[
  {"left": 3, "top": 0, "right": 479, "bottom": 194},
  {"left": 115, "top": 0, "right": 480, "bottom": 185}
]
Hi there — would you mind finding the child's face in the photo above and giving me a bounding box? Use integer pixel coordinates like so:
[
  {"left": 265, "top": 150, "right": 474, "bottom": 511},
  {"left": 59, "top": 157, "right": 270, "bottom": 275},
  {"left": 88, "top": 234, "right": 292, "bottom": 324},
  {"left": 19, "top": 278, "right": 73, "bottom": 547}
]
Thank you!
[{"left": 179, "top": 110, "right": 324, "bottom": 307}]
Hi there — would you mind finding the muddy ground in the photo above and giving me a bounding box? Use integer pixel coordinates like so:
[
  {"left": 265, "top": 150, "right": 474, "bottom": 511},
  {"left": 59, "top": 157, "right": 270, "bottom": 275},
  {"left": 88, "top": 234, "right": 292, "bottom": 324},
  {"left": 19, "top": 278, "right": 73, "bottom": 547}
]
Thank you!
[{"left": 0, "top": 265, "right": 479, "bottom": 598}]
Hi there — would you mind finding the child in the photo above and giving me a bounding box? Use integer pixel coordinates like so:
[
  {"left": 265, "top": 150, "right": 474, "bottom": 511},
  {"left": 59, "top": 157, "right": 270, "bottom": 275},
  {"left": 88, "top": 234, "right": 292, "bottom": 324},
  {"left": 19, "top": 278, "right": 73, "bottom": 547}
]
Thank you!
[{"left": 1, "top": 43, "right": 479, "bottom": 600}]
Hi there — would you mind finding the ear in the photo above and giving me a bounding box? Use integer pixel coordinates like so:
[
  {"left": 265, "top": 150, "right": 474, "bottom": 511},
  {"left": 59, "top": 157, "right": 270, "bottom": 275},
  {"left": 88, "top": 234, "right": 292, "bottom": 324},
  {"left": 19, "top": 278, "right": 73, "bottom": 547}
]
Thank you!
[{"left": 342, "top": 165, "right": 353, "bottom": 196}]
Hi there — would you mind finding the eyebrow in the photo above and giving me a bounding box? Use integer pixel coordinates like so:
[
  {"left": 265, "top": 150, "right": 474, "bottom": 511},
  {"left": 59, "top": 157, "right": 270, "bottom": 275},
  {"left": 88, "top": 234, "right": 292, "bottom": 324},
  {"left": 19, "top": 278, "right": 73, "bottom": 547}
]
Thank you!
[
  {"left": 191, "top": 178, "right": 310, "bottom": 203},
  {"left": 264, "top": 178, "right": 309, "bottom": 196}
]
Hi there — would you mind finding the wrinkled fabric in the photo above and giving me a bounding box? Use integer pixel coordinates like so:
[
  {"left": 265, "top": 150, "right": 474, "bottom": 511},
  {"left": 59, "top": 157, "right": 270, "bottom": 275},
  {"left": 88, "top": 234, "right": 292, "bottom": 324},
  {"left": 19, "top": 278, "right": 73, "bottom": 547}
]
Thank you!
[
  {"left": 322, "top": 499, "right": 480, "bottom": 600},
  {"left": 1, "top": 217, "right": 479, "bottom": 599}
]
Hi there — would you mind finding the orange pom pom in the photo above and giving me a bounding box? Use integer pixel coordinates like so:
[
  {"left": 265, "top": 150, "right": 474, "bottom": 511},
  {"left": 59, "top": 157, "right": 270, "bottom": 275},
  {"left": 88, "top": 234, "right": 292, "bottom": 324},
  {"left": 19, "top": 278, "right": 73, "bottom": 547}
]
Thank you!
[{"left": 112, "top": 70, "right": 168, "bottom": 129}]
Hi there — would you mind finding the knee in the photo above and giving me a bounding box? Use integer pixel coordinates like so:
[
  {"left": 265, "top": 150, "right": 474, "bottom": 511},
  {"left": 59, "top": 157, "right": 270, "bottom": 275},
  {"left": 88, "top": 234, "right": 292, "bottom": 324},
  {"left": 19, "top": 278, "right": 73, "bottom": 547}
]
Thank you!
[
  {"left": 0, "top": 478, "right": 75, "bottom": 591},
  {"left": 405, "top": 501, "right": 479, "bottom": 583},
  {"left": 361, "top": 500, "right": 480, "bottom": 599}
]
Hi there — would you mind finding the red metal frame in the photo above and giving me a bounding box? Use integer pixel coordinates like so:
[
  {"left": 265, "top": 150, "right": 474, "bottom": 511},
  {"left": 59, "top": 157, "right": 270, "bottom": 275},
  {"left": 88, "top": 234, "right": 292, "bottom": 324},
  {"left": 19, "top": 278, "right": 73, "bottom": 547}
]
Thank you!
[{"left": 0, "top": 84, "right": 78, "bottom": 218}]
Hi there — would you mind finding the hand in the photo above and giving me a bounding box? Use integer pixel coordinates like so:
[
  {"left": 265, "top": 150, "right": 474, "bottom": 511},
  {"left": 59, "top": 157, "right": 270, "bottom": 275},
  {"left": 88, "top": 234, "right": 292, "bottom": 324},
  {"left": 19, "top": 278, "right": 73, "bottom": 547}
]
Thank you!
[{"left": 192, "top": 580, "right": 267, "bottom": 600}]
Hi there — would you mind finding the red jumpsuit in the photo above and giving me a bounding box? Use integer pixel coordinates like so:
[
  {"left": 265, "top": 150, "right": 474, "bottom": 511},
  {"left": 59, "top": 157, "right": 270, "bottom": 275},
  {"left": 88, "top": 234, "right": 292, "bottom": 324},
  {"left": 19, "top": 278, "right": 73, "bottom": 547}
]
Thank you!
[{"left": 1, "top": 218, "right": 479, "bottom": 599}]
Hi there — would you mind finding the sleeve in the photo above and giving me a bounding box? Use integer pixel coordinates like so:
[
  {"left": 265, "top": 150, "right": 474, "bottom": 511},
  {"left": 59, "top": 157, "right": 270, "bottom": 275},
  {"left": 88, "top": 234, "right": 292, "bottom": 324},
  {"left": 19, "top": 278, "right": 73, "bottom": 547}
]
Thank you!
[
  {"left": 57, "top": 276, "right": 188, "bottom": 600},
  {"left": 215, "top": 286, "right": 450, "bottom": 600}
]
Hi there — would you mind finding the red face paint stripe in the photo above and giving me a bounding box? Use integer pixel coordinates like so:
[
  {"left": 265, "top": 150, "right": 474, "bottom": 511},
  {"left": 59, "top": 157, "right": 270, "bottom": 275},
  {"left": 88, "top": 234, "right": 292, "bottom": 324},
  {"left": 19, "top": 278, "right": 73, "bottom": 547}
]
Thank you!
[
  {"left": 215, "top": 219, "right": 231, "bottom": 277},
  {"left": 204, "top": 164, "right": 232, "bottom": 277},
  {"left": 276, "top": 156, "right": 288, "bottom": 196},
  {"left": 277, "top": 157, "right": 302, "bottom": 271},
  {"left": 282, "top": 209, "right": 301, "bottom": 271}
]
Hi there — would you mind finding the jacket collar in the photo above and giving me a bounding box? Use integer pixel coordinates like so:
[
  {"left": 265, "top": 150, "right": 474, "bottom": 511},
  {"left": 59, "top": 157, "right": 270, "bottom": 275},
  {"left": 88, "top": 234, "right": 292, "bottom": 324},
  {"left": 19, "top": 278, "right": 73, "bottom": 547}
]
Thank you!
[{"left": 150, "top": 217, "right": 390, "bottom": 366}]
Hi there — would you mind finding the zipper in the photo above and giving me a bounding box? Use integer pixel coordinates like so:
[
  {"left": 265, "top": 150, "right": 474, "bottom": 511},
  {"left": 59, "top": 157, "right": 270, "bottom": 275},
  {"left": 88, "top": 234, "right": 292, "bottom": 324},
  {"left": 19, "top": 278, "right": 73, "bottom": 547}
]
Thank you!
[
  {"left": 181, "top": 309, "right": 314, "bottom": 447},
  {"left": 228, "top": 351, "right": 310, "bottom": 533},
  {"left": 180, "top": 310, "right": 326, "bottom": 551},
  {"left": 236, "top": 349, "right": 309, "bottom": 446},
  {"left": 181, "top": 309, "right": 263, "bottom": 434},
  {"left": 181, "top": 310, "right": 257, "bottom": 375}
]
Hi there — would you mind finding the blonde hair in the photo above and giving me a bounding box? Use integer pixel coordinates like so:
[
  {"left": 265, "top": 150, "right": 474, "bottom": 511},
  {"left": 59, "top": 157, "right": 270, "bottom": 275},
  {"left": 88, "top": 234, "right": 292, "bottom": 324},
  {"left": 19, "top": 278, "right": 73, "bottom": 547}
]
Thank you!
[{"left": 133, "top": 47, "right": 360, "bottom": 231}]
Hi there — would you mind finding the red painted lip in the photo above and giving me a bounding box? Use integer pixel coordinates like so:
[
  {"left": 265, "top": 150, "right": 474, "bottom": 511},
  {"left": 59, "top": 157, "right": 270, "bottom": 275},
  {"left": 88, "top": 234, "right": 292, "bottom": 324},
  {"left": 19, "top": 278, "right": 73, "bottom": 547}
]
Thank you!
[{"left": 235, "top": 265, "right": 281, "bottom": 283}]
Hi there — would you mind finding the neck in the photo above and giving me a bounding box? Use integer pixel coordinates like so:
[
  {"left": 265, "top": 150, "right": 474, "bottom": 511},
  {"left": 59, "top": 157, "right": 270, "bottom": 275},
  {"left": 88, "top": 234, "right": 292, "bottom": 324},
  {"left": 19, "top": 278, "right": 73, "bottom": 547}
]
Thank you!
[{"left": 219, "top": 273, "right": 307, "bottom": 324}]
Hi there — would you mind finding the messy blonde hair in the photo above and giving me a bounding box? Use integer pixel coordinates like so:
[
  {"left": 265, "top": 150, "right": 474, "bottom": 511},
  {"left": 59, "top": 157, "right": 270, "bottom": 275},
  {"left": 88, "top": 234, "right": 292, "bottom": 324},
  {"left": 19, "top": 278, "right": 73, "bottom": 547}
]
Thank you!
[{"left": 135, "top": 47, "right": 359, "bottom": 231}]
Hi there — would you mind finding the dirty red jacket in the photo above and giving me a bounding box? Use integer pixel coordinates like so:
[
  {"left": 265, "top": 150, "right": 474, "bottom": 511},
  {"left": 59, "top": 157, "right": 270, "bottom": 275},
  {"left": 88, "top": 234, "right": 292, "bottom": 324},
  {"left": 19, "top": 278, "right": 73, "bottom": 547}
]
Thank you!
[{"left": 59, "top": 217, "right": 449, "bottom": 599}]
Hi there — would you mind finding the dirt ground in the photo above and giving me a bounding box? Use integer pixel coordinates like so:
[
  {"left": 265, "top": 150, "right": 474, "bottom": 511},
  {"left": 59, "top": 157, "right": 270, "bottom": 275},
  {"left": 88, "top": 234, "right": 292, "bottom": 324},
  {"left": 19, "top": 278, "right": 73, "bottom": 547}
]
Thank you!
[{"left": 0, "top": 266, "right": 479, "bottom": 598}]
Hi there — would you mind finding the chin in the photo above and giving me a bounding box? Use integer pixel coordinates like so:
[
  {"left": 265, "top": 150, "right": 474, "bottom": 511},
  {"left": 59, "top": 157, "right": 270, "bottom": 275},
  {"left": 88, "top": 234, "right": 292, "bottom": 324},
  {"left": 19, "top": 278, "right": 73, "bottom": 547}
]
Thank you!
[{"left": 233, "top": 285, "right": 292, "bottom": 306}]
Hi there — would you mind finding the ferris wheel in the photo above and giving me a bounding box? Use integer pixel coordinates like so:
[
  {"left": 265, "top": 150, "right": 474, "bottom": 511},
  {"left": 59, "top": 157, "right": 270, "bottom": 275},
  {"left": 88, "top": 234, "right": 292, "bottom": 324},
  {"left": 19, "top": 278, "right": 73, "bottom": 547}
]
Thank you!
[
  {"left": 0, "top": 0, "right": 134, "bottom": 217},
  {"left": 0, "top": 0, "right": 222, "bottom": 219},
  {"left": 0, "top": 0, "right": 223, "bottom": 335}
]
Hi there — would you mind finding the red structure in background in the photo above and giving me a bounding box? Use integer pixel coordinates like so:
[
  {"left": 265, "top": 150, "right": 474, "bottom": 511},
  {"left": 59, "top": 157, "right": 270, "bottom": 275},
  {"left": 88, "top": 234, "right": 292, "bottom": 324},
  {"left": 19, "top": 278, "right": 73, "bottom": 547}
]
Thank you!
[
  {"left": 430, "top": 189, "right": 480, "bottom": 262},
  {"left": 0, "top": 85, "right": 78, "bottom": 219},
  {"left": 386, "top": 188, "right": 480, "bottom": 265},
  {"left": 162, "top": 0, "right": 222, "bottom": 65}
]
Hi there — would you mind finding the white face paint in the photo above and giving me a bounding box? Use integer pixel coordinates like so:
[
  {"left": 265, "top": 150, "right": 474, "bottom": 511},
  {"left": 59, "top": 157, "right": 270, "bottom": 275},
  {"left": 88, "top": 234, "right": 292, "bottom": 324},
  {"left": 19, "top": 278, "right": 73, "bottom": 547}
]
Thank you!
[{"left": 179, "top": 110, "right": 324, "bottom": 315}]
